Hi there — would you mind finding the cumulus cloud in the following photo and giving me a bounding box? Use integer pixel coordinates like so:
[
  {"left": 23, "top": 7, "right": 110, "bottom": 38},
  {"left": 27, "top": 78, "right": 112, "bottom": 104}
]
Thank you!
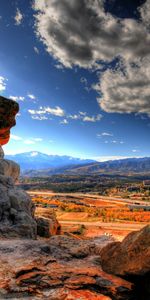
[
  {"left": 29, "top": 106, "right": 65, "bottom": 117},
  {"left": 31, "top": 115, "right": 48, "bottom": 121},
  {"left": 14, "top": 8, "right": 23, "bottom": 25},
  {"left": 24, "top": 138, "right": 43, "bottom": 145},
  {"left": 95, "top": 58, "right": 150, "bottom": 115},
  {"left": 0, "top": 76, "right": 7, "bottom": 92},
  {"left": 60, "top": 119, "right": 68, "bottom": 124},
  {"left": 10, "top": 95, "right": 25, "bottom": 101},
  {"left": 33, "top": 0, "right": 150, "bottom": 115},
  {"left": 33, "top": 0, "right": 150, "bottom": 68},
  {"left": 83, "top": 114, "right": 102, "bottom": 122},
  {"left": 28, "top": 94, "right": 36, "bottom": 100},
  {"left": 10, "top": 134, "right": 22, "bottom": 141}
]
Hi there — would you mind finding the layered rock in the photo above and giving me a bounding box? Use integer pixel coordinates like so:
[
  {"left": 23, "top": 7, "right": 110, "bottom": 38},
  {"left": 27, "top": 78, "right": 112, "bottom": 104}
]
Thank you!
[
  {"left": 100, "top": 225, "right": 150, "bottom": 276},
  {"left": 35, "top": 207, "right": 61, "bottom": 237},
  {"left": 0, "top": 236, "right": 133, "bottom": 300},
  {"left": 100, "top": 225, "right": 150, "bottom": 299}
]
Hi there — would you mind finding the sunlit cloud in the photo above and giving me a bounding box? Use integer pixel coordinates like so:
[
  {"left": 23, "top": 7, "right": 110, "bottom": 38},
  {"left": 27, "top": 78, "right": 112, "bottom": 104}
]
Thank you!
[
  {"left": 10, "top": 134, "right": 22, "bottom": 141},
  {"left": 10, "top": 95, "right": 25, "bottom": 101},
  {"left": 14, "top": 8, "right": 23, "bottom": 26},
  {"left": 27, "top": 94, "right": 36, "bottom": 100}
]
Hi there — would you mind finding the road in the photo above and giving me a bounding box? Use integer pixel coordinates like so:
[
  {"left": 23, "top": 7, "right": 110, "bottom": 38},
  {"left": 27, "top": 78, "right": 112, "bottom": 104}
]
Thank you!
[
  {"left": 59, "top": 220, "right": 146, "bottom": 231},
  {"left": 28, "top": 191, "right": 150, "bottom": 206}
]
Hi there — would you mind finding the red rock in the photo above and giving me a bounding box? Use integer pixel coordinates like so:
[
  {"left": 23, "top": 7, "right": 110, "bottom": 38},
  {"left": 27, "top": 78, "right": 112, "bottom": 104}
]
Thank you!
[
  {"left": 35, "top": 207, "right": 61, "bottom": 237},
  {"left": 100, "top": 224, "right": 150, "bottom": 276},
  {"left": 0, "top": 96, "right": 19, "bottom": 146}
]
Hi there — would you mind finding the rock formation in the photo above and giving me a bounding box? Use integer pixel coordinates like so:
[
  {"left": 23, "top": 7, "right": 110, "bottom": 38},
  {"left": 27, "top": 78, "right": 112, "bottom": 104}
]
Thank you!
[
  {"left": 100, "top": 225, "right": 150, "bottom": 299},
  {"left": 35, "top": 207, "right": 61, "bottom": 237},
  {"left": 0, "top": 95, "right": 19, "bottom": 145},
  {"left": 100, "top": 225, "right": 150, "bottom": 276},
  {"left": 0, "top": 96, "right": 37, "bottom": 238},
  {"left": 0, "top": 236, "right": 133, "bottom": 300}
]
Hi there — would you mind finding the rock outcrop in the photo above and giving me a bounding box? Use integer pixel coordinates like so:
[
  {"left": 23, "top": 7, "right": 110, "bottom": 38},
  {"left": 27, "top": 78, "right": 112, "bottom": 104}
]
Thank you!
[
  {"left": 35, "top": 207, "right": 61, "bottom": 237},
  {"left": 100, "top": 225, "right": 150, "bottom": 299},
  {"left": 100, "top": 225, "right": 150, "bottom": 276},
  {"left": 0, "top": 236, "right": 133, "bottom": 300},
  {"left": 0, "top": 96, "right": 37, "bottom": 238}
]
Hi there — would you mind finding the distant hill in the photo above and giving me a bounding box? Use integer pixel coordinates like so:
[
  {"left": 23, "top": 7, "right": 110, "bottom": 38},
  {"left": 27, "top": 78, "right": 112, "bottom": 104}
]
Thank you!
[
  {"left": 5, "top": 151, "right": 96, "bottom": 171},
  {"left": 5, "top": 153, "right": 150, "bottom": 176}
]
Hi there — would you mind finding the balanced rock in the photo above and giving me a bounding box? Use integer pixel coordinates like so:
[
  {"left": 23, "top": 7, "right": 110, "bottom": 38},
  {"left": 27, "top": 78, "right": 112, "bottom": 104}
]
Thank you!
[
  {"left": 0, "top": 96, "right": 19, "bottom": 146},
  {"left": 0, "top": 96, "right": 37, "bottom": 238}
]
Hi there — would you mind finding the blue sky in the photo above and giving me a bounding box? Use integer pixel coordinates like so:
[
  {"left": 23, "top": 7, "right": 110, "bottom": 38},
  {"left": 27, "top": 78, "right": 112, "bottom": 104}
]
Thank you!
[{"left": 0, "top": 0, "right": 150, "bottom": 160}]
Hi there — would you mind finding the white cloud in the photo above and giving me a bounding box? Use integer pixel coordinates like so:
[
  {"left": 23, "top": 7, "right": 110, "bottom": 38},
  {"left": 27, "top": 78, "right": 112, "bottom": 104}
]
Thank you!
[
  {"left": 95, "top": 58, "right": 150, "bottom": 115},
  {"left": 28, "top": 109, "right": 45, "bottom": 115},
  {"left": 45, "top": 106, "right": 65, "bottom": 116},
  {"left": 34, "top": 47, "right": 39, "bottom": 54},
  {"left": 97, "top": 132, "right": 113, "bottom": 137},
  {"left": 132, "top": 149, "right": 140, "bottom": 153},
  {"left": 0, "top": 76, "right": 7, "bottom": 92},
  {"left": 10, "top": 134, "right": 22, "bottom": 141},
  {"left": 33, "top": 0, "right": 150, "bottom": 68},
  {"left": 60, "top": 119, "right": 68, "bottom": 124},
  {"left": 28, "top": 106, "right": 65, "bottom": 118},
  {"left": 68, "top": 114, "right": 80, "bottom": 120},
  {"left": 83, "top": 114, "right": 102, "bottom": 122},
  {"left": 31, "top": 115, "right": 48, "bottom": 121},
  {"left": 79, "top": 111, "right": 87, "bottom": 116},
  {"left": 28, "top": 94, "right": 36, "bottom": 100},
  {"left": 10, "top": 95, "right": 25, "bottom": 101},
  {"left": 14, "top": 8, "right": 23, "bottom": 26},
  {"left": 24, "top": 140, "right": 35, "bottom": 145}
]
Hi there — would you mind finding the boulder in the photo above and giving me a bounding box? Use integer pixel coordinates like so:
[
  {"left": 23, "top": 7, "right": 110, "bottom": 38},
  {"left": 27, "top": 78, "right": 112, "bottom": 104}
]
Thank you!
[
  {"left": 35, "top": 207, "right": 61, "bottom": 237},
  {"left": 0, "top": 159, "right": 20, "bottom": 182},
  {"left": 100, "top": 225, "right": 150, "bottom": 277},
  {"left": 0, "top": 172, "right": 37, "bottom": 239}
]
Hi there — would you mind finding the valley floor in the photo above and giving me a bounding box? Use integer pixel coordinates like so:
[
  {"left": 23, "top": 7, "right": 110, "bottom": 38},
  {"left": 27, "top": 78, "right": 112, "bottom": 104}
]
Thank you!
[{"left": 29, "top": 191, "right": 150, "bottom": 241}]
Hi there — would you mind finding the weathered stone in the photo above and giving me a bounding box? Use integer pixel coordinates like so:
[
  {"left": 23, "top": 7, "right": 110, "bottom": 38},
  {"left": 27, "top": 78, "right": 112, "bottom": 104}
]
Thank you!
[
  {"left": 0, "top": 159, "right": 20, "bottom": 182},
  {"left": 0, "top": 146, "right": 4, "bottom": 158},
  {"left": 100, "top": 225, "right": 150, "bottom": 277},
  {"left": 0, "top": 96, "right": 19, "bottom": 146},
  {"left": 35, "top": 207, "right": 61, "bottom": 237},
  {"left": 0, "top": 174, "right": 37, "bottom": 238},
  {"left": 0, "top": 238, "right": 133, "bottom": 300}
]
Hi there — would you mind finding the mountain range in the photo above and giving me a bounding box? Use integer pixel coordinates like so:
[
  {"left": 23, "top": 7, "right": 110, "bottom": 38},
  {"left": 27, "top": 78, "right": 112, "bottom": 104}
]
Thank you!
[
  {"left": 5, "top": 152, "right": 150, "bottom": 176},
  {"left": 5, "top": 151, "right": 95, "bottom": 171}
]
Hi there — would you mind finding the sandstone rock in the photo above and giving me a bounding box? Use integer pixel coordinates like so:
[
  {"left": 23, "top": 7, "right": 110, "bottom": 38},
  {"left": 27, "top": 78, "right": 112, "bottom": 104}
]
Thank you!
[
  {"left": 0, "top": 159, "right": 20, "bottom": 182},
  {"left": 100, "top": 225, "right": 150, "bottom": 277},
  {"left": 0, "top": 96, "right": 19, "bottom": 146},
  {"left": 0, "top": 238, "right": 133, "bottom": 300},
  {"left": 0, "top": 171, "right": 37, "bottom": 239},
  {"left": 35, "top": 207, "right": 61, "bottom": 237},
  {"left": 0, "top": 146, "right": 4, "bottom": 159}
]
